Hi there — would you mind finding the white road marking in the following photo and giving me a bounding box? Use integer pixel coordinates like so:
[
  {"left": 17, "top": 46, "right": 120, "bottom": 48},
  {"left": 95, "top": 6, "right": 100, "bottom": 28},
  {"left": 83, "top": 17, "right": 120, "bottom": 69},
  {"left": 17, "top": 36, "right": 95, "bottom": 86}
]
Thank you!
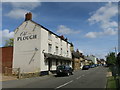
[
  {"left": 55, "top": 80, "right": 73, "bottom": 89},
  {"left": 76, "top": 76, "right": 81, "bottom": 80},
  {"left": 82, "top": 75, "right": 84, "bottom": 76}
]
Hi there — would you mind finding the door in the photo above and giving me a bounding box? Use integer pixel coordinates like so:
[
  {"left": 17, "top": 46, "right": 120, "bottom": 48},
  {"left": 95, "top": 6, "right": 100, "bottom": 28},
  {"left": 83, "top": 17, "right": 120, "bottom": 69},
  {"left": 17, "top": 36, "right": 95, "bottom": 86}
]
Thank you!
[{"left": 48, "top": 59, "right": 52, "bottom": 71}]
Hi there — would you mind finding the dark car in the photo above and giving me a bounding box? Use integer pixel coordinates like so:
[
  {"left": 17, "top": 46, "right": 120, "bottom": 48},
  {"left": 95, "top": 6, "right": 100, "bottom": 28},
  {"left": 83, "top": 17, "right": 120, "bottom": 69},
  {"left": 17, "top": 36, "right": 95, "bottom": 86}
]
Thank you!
[
  {"left": 90, "top": 64, "right": 95, "bottom": 68},
  {"left": 56, "top": 65, "right": 73, "bottom": 76},
  {"left": 82, "top": 65, "right": 90, "bottom": 70}
]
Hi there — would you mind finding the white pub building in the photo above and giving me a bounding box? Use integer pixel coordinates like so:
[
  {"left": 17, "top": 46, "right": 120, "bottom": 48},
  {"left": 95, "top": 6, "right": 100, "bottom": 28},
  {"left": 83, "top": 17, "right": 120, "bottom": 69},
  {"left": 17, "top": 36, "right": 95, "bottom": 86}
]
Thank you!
[{"left": 13, "top": 12, "right": 73, "bottom": 75}]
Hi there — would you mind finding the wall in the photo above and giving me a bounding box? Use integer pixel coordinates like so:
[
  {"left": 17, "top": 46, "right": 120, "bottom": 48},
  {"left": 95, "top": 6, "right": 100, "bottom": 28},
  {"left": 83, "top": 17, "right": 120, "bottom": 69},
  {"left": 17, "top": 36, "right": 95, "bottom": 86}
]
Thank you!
[
  {"left": 13, "top": 21, "right": 41, "bottom": 73},
  {"left": 0, "top": 47, "right": 13, "bottom": 73}
]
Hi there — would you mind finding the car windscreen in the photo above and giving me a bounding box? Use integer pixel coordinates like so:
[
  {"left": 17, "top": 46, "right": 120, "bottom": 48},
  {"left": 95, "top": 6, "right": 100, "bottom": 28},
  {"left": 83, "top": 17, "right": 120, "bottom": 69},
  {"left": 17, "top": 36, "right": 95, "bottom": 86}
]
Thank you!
[{"left": 57, "top": 66, "right": 65, "bottom": 69}]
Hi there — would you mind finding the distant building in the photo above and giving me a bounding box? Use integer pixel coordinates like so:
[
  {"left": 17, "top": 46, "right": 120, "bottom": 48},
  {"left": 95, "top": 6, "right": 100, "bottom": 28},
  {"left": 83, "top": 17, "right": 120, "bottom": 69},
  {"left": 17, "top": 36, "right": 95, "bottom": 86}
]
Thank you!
[
  {"left": 84, "top": 55, "right": 97, "bottom": 64},
  {"left": 72, "top": 49, "right": 84, "bottom": 70},
  {"left": 13, "top": 12, "right": 73, "bottom": 75}
]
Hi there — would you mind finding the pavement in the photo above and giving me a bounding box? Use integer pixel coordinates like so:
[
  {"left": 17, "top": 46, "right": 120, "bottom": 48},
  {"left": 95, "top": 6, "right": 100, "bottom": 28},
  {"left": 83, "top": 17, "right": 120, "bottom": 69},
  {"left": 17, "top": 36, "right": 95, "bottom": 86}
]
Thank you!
[
  {"left": 1, "top": 75, "right": 17, "bottom": 81},
  {"left": 2, "top": 66, "right": 108, "bottom": 88}
]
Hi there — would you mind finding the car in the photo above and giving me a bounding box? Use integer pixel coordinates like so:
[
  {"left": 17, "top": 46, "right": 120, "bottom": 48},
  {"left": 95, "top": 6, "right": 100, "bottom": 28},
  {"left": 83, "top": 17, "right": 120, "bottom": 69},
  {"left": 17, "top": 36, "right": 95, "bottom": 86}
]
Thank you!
[
  {"left": 56, "top": 65, "right": 73, "bottom": 76},
  {"left": 90, "top": 64, "right": 95, "bottom": 68},
  {"left": 82, "top": 65, "right": 90, "bottom": 70}
]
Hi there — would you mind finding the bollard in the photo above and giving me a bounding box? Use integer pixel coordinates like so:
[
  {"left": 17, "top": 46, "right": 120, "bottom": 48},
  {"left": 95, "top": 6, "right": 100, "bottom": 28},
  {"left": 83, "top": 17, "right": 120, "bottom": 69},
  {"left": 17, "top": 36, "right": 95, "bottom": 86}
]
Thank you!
[{"left": 17, "top": 68, "right": 21, "bottom": 79}]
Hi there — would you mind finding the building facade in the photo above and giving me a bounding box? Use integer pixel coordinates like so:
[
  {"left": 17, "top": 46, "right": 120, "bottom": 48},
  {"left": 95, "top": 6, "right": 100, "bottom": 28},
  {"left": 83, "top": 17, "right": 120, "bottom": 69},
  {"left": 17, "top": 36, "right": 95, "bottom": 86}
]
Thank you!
[{"left": 13, "top": 12, "right": 72, "bottom": 74}]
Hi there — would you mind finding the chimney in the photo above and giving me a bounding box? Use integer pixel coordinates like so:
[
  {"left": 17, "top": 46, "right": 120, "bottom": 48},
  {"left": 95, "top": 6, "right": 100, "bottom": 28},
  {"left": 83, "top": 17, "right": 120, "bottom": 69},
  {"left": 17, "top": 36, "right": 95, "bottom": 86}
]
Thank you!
[{"left": 25, "top": 12, "right": 32, "bottom": 21}]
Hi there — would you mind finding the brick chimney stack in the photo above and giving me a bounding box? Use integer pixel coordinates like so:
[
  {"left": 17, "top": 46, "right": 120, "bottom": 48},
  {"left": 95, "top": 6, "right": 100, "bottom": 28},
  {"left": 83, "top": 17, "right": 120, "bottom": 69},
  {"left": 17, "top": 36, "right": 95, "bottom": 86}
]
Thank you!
[{"left": 25, "top": 12, "right": 32, "bottom": 21}]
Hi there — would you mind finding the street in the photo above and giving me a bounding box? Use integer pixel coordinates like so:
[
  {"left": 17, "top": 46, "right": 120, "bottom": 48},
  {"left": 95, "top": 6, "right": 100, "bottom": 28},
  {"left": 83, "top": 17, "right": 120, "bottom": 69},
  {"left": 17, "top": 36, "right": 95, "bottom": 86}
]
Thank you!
[{"left": 2, "top": 66, "right": 107, "bottom": 89}]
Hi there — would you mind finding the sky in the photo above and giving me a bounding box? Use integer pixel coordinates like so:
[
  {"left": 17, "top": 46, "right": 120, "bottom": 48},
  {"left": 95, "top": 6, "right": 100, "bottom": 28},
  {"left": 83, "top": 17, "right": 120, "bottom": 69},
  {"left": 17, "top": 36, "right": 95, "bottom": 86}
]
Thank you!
[{"left": 1, "top": 1, "right": 118, "bottom": 59}]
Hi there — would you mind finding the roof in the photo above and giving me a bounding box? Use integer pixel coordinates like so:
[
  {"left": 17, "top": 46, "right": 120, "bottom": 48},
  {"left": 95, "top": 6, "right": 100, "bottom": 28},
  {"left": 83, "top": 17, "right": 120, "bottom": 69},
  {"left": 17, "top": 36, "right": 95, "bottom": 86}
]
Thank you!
[
  {"left": 44, "top": 53, "right": 72, "bottom": 61},
  {"left": 72, "top": 51, "right": 81, "bottom": 59},
  {"left": 29, "top": 20, "right": 72, "bottom": 45}
]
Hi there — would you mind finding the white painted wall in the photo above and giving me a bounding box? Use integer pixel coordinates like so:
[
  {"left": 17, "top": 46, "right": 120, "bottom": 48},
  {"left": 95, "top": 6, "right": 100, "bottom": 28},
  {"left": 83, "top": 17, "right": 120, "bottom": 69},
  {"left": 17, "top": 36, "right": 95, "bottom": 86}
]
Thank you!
[{"left": 13, "top": 21, "right": 41, "bottom": 73}]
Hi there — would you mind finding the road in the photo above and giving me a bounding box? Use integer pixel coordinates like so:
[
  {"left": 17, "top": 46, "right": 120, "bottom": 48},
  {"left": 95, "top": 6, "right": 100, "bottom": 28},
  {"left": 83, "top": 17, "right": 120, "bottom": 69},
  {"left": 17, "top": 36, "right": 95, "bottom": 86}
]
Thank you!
[{"left": 2, "top": 66, "right": 107, "bottom": 89}]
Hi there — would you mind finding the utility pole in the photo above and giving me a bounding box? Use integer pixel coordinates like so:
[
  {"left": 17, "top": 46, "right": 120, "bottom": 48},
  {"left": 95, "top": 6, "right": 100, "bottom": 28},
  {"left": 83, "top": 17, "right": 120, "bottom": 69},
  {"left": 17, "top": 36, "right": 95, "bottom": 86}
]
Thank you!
[{"left": 115, "top": 47, "right": 117, "bottom": 57}]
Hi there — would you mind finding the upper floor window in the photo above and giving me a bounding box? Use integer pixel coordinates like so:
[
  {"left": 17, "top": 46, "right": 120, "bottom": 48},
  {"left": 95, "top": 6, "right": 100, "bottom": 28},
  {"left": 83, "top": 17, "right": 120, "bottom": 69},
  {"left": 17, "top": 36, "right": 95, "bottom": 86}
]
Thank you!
[
  {"left": 67, "top": 50, "right": 69, "bottom": 56},
  {"left": 60, "top": 39, "right": 62, "bottom": 46},
  {"left": 60, "top": 48, "right": 62, "bottom": 55},
  {"left": 48, "top": 32, "right": 52, "bottom": 40},
  {"left": 56, "top": 46, "right": 58, "bottom": 54},
  {"left": 48, "top": 44, "right": 52, "bottom": 53}
]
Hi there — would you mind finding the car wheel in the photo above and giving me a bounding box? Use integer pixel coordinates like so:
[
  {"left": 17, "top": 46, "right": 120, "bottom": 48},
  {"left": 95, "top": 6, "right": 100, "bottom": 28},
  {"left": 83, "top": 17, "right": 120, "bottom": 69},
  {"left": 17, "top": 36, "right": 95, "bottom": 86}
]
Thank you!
[
  {"left": 71, "top": 72, "right": 73, "bottom": 75},
  {"left": 67, "top": 72, "right": 70, "bottom": 76}
]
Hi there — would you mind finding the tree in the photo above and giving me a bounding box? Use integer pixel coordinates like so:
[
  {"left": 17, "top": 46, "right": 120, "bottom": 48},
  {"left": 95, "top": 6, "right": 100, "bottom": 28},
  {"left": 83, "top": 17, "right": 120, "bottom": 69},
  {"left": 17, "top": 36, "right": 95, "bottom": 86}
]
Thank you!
[
  {"left": 106, "top": 52, "right": 117, "bottom": 66},
  {"left": 4, "top": 38, "right": 14, "bottom": 47}
]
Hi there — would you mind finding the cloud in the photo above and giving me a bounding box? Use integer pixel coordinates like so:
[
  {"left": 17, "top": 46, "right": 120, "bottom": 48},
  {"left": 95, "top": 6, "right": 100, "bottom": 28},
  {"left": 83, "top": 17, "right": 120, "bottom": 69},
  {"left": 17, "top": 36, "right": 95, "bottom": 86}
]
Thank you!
[
  {"left": 86, "top": 2, "right": 118, "bottom": 38},
  {"left": 85, "top": 28, "right": 117, "bottom": 38},
  {"left": 85, "top": 32, "right": 98, "bottom": 38},
  {"left": 0, "top": 29, "right": 14, "bottom": 46},
  {"left": 5, "top": 2, "right": 41, "bottom": 19},
  {"left": 5, "top": 9, "right": 29, "bottom": 19},
  {"left": 11, "top": 2, "right": 41, "bottom": 10},
  {"left": 2, "top": 0, "right": 41, "bottom": 2},
  {"left": 56, "top": 25, "right": 80, "bottom": 35}
]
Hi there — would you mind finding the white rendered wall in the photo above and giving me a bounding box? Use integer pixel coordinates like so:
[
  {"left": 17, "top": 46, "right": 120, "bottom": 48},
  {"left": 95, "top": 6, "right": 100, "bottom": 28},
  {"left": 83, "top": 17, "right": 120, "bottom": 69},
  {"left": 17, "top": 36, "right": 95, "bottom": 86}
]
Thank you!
[{"left": 13, "top": 21, "right": 41, "bottom": 73}]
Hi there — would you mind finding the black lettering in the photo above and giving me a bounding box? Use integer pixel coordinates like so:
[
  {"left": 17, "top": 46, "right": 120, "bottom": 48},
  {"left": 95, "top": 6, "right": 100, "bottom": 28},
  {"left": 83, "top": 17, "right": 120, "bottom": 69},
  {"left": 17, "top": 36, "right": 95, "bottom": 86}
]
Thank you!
[
  {"left": 17, "top": 34, "right": 37, "bottom": 41},
  {"left": 33, "top": 35, "right": 37, "bottom": 39},
  {"left": 23, "top": 37, "right": 26, "bottom": 40},
  {"left": 25, "top": 36, "right": 29, "bottom": 40},
  {"left": 29, "top": 35, "right": 34, "bottom": 39},
  {"left": 17, "top": 37, "right": 22, "bottom": 41}
]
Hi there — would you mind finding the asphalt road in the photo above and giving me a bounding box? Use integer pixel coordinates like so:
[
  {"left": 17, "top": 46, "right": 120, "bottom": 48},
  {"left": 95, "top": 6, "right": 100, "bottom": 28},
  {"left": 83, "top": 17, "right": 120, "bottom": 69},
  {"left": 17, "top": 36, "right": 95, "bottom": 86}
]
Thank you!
[{"left": 2, "top": 66, "right": 107, "bottom": 89}]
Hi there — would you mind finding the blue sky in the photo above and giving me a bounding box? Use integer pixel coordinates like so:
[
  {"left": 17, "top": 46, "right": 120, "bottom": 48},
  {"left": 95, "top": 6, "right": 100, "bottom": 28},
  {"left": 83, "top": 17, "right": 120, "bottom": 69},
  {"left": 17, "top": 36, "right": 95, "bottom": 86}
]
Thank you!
[{"left": 1, "top": 2, "right": 118, "bottom": 59}]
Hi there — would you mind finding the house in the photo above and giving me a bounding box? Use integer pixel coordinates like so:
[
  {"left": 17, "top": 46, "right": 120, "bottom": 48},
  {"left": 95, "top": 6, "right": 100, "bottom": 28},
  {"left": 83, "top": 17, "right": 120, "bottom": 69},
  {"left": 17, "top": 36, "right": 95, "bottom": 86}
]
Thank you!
[
  {"left": 13, "top": 12, "right": 73, "bottom": 75},
  {"left": 84, "top": 55, "right": 97, "bottom": 64},
  {"left": 72, "top": 49, "right": 84, "bottom": 70}
]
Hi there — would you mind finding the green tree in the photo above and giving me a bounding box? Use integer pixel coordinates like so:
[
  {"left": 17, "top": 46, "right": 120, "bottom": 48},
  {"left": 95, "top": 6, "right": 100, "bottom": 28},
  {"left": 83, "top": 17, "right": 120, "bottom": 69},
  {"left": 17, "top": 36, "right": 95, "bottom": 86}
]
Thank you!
[
  {"left": 106, "top": 52, "right": 117, "bottom": 66},
  {"left": 4, "top": 38, "right": 14, "bottom": 47},
  {"left": 117, "top": 52, "right": 120, "bottom": 66}
]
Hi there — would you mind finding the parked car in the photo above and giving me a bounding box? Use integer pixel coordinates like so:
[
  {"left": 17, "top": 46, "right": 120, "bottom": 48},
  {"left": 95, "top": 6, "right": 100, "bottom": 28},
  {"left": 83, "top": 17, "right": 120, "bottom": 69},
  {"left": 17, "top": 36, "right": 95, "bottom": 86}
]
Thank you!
[
  {"left": 82, "top": 65, "right": 90, "bottom": 70},
  {"left": 90, "top": 64, "right": 95, "bottom": 68},
  {"left": 56, "top": 65, "right": 73, "bottom": 76}
]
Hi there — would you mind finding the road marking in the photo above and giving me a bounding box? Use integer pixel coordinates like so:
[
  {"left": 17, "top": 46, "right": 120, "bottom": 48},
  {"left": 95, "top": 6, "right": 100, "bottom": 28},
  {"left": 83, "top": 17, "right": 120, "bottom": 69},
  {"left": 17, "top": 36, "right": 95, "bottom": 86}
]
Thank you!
[
  {"left": 76, "top": 76, "right": 81, "bottom": 80},
  {"left": 55, "top": 80, "right": 73, "bottom": 89},
  {"left": 82, "top": 75, "right": 84, "bottom": 76}
]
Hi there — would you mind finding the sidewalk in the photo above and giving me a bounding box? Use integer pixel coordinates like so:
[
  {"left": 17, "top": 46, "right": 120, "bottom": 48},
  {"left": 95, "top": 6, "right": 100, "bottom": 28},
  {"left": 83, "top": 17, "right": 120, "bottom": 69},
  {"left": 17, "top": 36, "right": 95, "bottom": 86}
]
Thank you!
[
  {"left": 1, "top": 76, "right": 17, "bottom": 81},
  {"left": 0, "top": 74, "right": 17, "bottom": 82}
]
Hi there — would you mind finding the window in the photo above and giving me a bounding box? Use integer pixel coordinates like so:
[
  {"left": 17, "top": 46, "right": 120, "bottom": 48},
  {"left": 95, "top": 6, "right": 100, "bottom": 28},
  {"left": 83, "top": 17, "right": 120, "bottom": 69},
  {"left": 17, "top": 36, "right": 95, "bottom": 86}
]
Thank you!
[
  {"left": 60, "top": 39, "right": 62, "bottom": 46},
  {"left": 61, "top": 48, "right": 62, "bottom": 55},
  {"left": 48, "top": 32, "right": 52, "bottom": 40},
  {"left": 48, "top": 44, "right": 52, "bottom": 53},
  {"left": 67, "top": 50, "right": 69, "bottom": 56},
  {"left": 56, "top": 46, "right": 58, "bottom": 54}
]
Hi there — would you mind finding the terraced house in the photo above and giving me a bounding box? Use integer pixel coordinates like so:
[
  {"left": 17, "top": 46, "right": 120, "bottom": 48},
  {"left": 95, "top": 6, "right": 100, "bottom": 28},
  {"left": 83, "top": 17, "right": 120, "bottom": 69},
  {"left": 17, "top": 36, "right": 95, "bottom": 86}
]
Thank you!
[{"left": 13, "top": 12, "right": 73, "bottom": 75}]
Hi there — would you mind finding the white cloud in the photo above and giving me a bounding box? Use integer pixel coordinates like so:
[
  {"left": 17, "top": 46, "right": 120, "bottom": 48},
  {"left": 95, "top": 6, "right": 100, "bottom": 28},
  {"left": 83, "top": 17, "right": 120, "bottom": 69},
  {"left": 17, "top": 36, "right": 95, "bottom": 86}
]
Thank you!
[
  {"left": 11, "top": 2, "right": 41, "bottom": 10},
  {"left": 0, "top": 29, "right": 14, "bottom": 46},
  {"left": 85, "top": 32, "right": 98, "bottom": 38},
  {"left": 2, "top": 0, "right": 41, "bottom": 2},
  {"left": 56, "top": 25, "right": 80, "bottom": 35},
  {"left": 5, "top": 2, "right": 41, "bottom": 19},
  {"left": 85, "top": 28, "right": 117, "bottom": 38},
  {"left": 86, "top": 2, "right": 118, "bottom": 38},
  {"left": 5, "top": 9, "right": 29, "bottom": 19}
]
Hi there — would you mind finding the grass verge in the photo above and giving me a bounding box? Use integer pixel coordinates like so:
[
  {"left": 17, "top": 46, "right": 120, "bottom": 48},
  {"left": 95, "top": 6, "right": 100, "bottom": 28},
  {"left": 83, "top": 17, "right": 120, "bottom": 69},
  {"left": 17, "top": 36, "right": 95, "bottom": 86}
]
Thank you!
[{"left": 107, "top": 76, "right": 116, "bottom": 88}]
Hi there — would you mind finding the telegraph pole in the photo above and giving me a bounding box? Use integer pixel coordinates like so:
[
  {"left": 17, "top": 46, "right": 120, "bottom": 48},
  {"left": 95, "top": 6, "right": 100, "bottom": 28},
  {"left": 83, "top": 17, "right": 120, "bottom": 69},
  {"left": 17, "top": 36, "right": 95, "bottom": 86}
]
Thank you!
[{"left": 115, "top": 47, "right": 117, "bottom": 57}]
